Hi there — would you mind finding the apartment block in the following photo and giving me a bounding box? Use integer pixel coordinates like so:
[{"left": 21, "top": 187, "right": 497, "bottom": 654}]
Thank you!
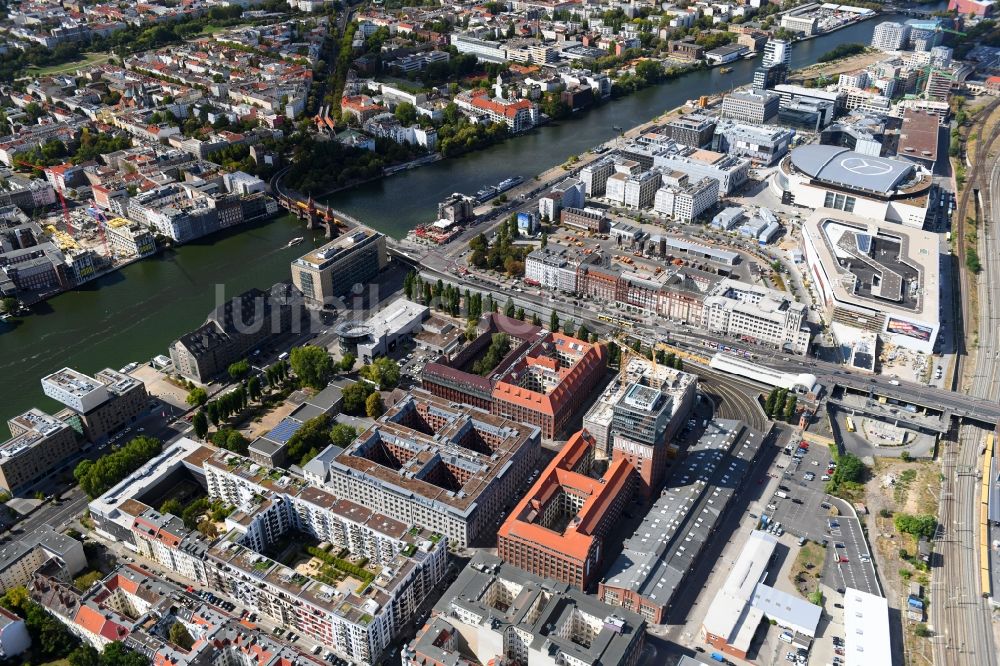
[
  {"left": 291, "top": 229, "right": 387, "bottom": 306},
  {"left": 404, "top": 553, "right": 646, "bottom": 666},
  {"left": 497, "top": 430, "right": 634, "bottom": 590},
  {"left": 579, "top": 158, "right": 615, "bottom": 196},
  {"left": 307, "top": 388, "right": 540, "bottom": 547},
  {"left": 0, "top": 409, "right": 80, "bottom": 494},
  {"left": 653, "top": 174, "right": 719, "bottom": 223},
  {"left": 0, "top": 526, "right": 85, "bottom": 593}
]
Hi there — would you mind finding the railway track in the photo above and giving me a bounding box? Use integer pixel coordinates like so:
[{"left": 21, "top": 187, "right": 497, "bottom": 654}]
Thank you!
[{"left": 932, "top": 100, "right": 1000, "bottom": 666}]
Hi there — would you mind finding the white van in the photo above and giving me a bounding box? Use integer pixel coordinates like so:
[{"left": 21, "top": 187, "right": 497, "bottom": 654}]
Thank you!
[
  {"left": 779, "top": 632, "right": 793, "bottom": 644},
  {"left": 775, "top": 491, "right": 789, "bottom": 499}
]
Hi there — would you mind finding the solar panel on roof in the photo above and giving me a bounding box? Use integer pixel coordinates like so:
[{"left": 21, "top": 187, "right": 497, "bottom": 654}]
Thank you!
[{"left": 266, "top": 418, "right": 303, "bottom": 444}]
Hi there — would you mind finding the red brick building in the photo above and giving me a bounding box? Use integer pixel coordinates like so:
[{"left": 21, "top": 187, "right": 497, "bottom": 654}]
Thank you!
[{"left": 497, "top": 430, "right": 635, "bottom": 590}]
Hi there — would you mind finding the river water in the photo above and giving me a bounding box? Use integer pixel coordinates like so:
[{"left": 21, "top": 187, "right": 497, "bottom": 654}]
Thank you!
[{"left": 0, "top": 14, "right": 917, "bottom": 418}]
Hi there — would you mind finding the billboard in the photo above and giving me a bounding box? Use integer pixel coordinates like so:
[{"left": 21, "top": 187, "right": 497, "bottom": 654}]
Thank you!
[{"left": 885, "top": 317, "right": 933, "bottom": 342}]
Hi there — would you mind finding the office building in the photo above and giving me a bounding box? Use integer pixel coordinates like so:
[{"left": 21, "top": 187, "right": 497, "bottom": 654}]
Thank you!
[
  {"left": 306, "top": 389, "right": 540, "bottom": 548},
  {"left": 334, "top": 297, "right": 429, "bottom": 362},
  {"left": 703, "top": 530, "right": 822, "bottom": 659},
  {"left": 291, "top": 229, "right": 387, "bottom": 306},
  {"left": 580, "top": 158, "right": 615, "bottom": 196},
  {"left": 0, "top": 526, "right": 85, "bottom": 594},
  {"left": 421, "top": 314, "right": 608, "bottom": 439},
  {"left": 42, "top": 367, "right": 148, "bottom": 443},
  {"left": 609, "top": 170, "right": 661, "bottom": 209},
  {"left": 653, "top": 175, "right": 719, "bottom": 223},
  {"left": 781, "top": 12, "right": 818, "bottom": 36},
  {"left": 610, "top": 371, "right": 698, "bottom": 500},
  {"left": 712, "top": 121, "right": 794, "bottom": 165},
  {"left": 762, "top": 39, "right": 791, "bottom": 67},
  {"left": 704, "top": 279, "right": 811, "bottom": 355},
  {"left": 497, "top": 431, "right": 634, "bottom": 590},
  {"left": 561, "top": 207, "right": 610, "bottom": 233},
  {"left": 666, "top": 114, "right": 717, "bottom": 148},
  {"left": 753, "top": 64, "right": 788, "bottom": 91},
  {"left": 600, "top": 420, "right": 765, "bottom": 623},
  {"left": 653, "top": 148, "right": 751, "bottom": 195},
  {"left": 0, "top": 409, "right": 80, "bottom": 494},
  {"left": 897, "top": 108, "right": 940, "bottom": 170},
  {"left": 539, "top": 178, "right": 585, "bottom": 221},
  {"left": 525, "top": 246, "right": 599, "bottom": 292},
  {"left": 405, "top": 553, "right": 646, "bottom": 666},
  {"left": 169, "top": 284, "right": 301, "bottom": 383},
  {"left": 721, "top": 90, "right": 780, "bottom": 124},
  {"left": 801, "top": 211, "right": 940, "bottom": 354},
  {"left": 871, "top": 21, "right": 911, "bottom": 51}
]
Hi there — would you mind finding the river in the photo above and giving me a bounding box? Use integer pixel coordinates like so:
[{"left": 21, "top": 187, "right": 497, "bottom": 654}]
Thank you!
[{"left": 0, "top": 13, "right": 918, "bottom": 419}]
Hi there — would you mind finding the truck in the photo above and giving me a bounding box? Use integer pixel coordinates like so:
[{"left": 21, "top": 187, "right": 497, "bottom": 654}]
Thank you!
[{"left": 775, "top": 491, "right": 789, "bottom": 499}]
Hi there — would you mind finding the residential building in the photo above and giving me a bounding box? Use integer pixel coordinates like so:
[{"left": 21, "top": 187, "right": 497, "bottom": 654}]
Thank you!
[
  {"left": 872, "top": 21, "right": 911, "bottom": 51},
  {"left": 41, "top": 367, "right": 148, "bottom": 443},
  {"left": 0, "top": 526, "right": 86, "bottom": 593},
  {"left": 497, "top": 431, "right": 634, "bottom": 590},
  {"left": 169, "top": 284, "right": 301, "bottom": 383},
  {"left": 437, "top": 193, "right": 475, "bottom": 224},
  {"left": 753, "top": 64, "right": 788, "bottom": 91},
  {"left": 666, "top": 114, "right": 716, "bottom": 149},
  {"left": 721, "top": 90, "right": 780, "bottom": 124},
  {"left": 307, "top": 388, "right": 540, "bottom": 548},
  {"left": 456, "top": 91, "right": 538, "bottom": 132},
  {"left": 0, "top": 409, "right": 80, "bottom": 494},
  {"left": 451, "top": 33, "right": 507, "bottom": 62},
  {"left": 838, "top": 69, "right": 870, "bottom": 91},
  {"left": 599, "top": 420, "right": 765, "bottom": 623},
  {"left": 0, "top": 607, "right": 30, "bottom": 660},
  {"left": 704, "top": 279, "right": 811, "bottom": 355},
  {"left": 405, "top": 553, "right": 646, "bottom": 666},
  {"left": 290, "top": 229, "right": 387, "bottom": 306},
  {"left": 762, "top": 39, "right": 791, "bottom": 67},
  {"left": 105, "top": 217, "right": 156, "bottom": 258}
]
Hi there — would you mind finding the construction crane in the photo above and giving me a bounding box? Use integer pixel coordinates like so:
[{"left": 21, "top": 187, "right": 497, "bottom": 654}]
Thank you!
[
  {"left": 85, "top": 202, "right": 111, "bottom": 257},
  {"left": 14, "top": 158, "right": 73, "bottom": 237}
]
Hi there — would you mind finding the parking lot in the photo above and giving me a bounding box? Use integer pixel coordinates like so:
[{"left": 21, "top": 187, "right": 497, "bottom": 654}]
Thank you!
[{"left": 764, "top": 441, "right": 881, "bottom": 597}]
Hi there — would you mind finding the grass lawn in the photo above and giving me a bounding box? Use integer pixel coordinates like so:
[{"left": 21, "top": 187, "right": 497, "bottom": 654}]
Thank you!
[
  {"left": 27, "top": 52, "right": 112, "bottom": 76},
  {"left": 788, "top": 541, "right": 826, "bottom": 596},
  {"left": 40, "top": 659, "right": 70, "bottom": 666},
  {"left": 198, "top": 24, "right": 227, "bottom": 35}
]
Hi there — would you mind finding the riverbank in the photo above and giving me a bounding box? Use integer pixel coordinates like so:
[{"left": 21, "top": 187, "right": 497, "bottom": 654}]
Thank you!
[{"left": 0, "top": 12, "right": 923, "bottom": 421}]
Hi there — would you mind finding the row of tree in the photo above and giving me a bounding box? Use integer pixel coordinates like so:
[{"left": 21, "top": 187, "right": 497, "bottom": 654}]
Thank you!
[
  {"left": 74, "top": 436, "right": 163, "bottom": 499},
  {"left": 763, "top": 387, "right": 798, "bottom": 422}
]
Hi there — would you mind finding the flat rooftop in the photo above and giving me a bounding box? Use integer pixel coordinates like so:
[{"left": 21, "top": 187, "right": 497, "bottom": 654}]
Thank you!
[
  {"left": 803, "top": 211, "right": 939, "bottom": 325},
  {"left": 326, "top": 389, "right": 539, "bottom": 517},
  {"left": 897, "top": 108, "right": 940, "bottom": 164},
  {"left": 293, "top": 229, "right": 381, "bottom": 270}
]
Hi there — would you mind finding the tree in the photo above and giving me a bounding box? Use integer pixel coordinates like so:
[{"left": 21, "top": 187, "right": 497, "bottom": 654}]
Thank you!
[
  {"left": 340, "top": 352, "right": 357, "bottom": 373},
  {"left": 540, "top": 233, "right": 548, "bottom": 248},
  {"left": 515, "top": 307, "right": 525, "bottom": 320},
  {"left": 330, "top": 423, "right": 358, "bottom": 448},
  {"left": 290, "top": 345, "right": 335, "bottom": 389},
  {"left": 247, "top": 376, "right": 261, "bottom": 402},
  {"left": 69, "top": 645, "right": 101, "bottom": 666},
  {"left": 285, "top": 414, "right": 332, "bottom": 466},
  {"left": 160, "top": 498, "right": 184, "bottom": 517},
  {"left": 894, "top": 513, "right": 938, "bottom": 540},
  {"left": 0, "top": 297, "right": 17, "bottom": 313},
  {"left": 342, "top": 381, "right": 376, "bottom": 415},
  {"left": 362, "top": 357, "right": 400, "bottom": 389},
  {"left": 169, "top": 621, "right": 194, "bottom": 650},
  {"left": 74, "top": 436, "right": 163, "bottom": 498},
  {"left": 101, "top": 641, "right": 149, "bottom": 666},
  {"left": 226, "top": 430, "right": 249, "bottom": 455},
  {"left": 549, "top": 310, "right": 560, "bottom": 332},
  {"left": 366, "top": 392, "right": 385, "bottom": 418},
  {"left": 192, "top": 410, "right": 209, "bottom": 439},
  {"left": 833, "top": 452, "right": 866, "bottom": 484},
  {"left": 532, "top": 312, "right": 542, "bottom": 326},
  {"left": 577, "top": 324, "right": 590, "bottom": 341},
  {"left": 504, "top": 297, "right": 515, "bottom": 317},
  {"left": 227, "top": 359, "right": 250, "bottom": 380},
  {"left": 563, "top": 320, "right": 575, "bottom": 337},
  {"left": 783, "top": 395, "right": 798, "bottom": 422},
  {"left": 206, "top": 401, "right": 220, "bottom": 426},
  {"left": 186, "top": 387, "right": 208, "bottom": 407}
]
